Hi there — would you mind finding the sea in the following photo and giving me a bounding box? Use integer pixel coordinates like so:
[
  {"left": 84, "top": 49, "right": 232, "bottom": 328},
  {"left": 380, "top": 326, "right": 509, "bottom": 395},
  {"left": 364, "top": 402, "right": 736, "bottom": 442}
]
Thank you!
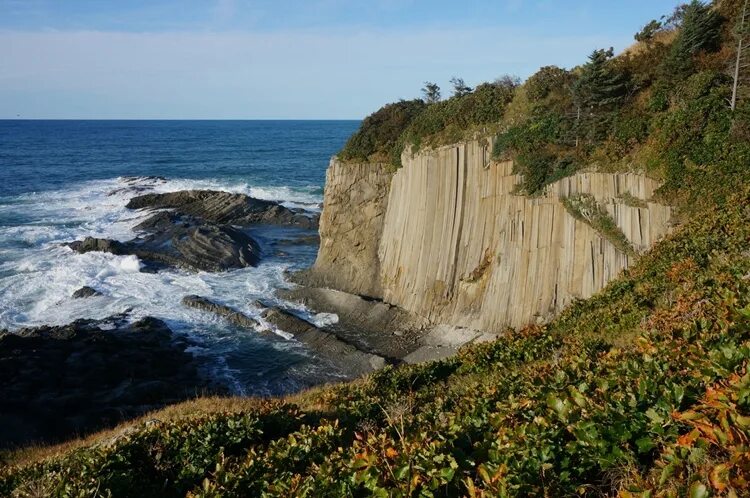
[{"left": 0, "top": 119, "right": 360, "bottom": 395}]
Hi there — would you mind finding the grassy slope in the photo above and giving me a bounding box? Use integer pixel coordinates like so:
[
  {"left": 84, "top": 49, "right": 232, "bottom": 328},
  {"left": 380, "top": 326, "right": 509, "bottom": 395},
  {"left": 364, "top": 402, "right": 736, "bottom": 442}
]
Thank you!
[
  {"left": 3, "top": 187, "right": 750, "bottom": 497},
  {"left": 4, "top": 1, "right": 750, "bottom": 496}
]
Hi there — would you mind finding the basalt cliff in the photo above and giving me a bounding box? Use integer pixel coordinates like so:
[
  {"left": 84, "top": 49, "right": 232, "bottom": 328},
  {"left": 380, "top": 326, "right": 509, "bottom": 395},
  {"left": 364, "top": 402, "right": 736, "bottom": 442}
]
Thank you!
[{"left": 303, "top": 138, "right": 673, "bottom": 332}]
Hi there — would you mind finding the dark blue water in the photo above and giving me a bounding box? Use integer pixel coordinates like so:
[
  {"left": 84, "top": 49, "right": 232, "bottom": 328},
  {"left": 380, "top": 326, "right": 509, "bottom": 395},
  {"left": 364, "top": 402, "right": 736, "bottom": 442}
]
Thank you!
[
  {"left": 0, "top": 120, "right": 360, "bottom": 395},
  {"left": 0, "top": 120, "right": 358, "bottom": 196}
]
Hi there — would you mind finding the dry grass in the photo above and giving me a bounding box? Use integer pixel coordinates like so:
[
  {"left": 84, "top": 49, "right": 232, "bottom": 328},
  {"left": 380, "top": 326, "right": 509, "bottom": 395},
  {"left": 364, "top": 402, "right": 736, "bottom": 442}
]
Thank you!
[
  {"left": 621, "top": 29, "right": 677, "bottom": 56},
  {"left": 1, "top": 376, "right": 365, "bottom": 470}
]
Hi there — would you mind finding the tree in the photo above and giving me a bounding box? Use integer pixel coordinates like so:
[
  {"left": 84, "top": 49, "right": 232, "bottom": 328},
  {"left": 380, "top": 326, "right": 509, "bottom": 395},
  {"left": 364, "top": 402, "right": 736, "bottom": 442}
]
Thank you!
[
  {"left": 449, "top": 77, "right": 472, "bottom": 97},
  {"left": 731, "top": 0, "right": 749, "bottom": 111},
  {"left": 635, "top": 20, "right": 664, "bottom": 43},
  {"left": 493, "top": 74, "right": 521, "bottom": 90},
  {"left": 422, "top": 82, "right": 441, "bottom": 103},
  {"left": 662, "top": 0, "right": 723, "bottom": 77},
  {"left": 572, "top": 48, "right": 630, "bottom": 143}
]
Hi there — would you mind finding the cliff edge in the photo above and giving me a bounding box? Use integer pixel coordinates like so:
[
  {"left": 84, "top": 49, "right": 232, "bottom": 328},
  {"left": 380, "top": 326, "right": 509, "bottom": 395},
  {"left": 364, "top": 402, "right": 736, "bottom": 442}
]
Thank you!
[{"left": 303, "top": 138, "right": 673, "bottom": 332}]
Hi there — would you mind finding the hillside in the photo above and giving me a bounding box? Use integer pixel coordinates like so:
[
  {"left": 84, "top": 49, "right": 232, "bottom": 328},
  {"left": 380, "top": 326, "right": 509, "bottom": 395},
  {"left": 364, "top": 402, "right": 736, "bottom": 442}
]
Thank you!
[{"left": 3, "top": 1, "right": 750, "bottom": 496}]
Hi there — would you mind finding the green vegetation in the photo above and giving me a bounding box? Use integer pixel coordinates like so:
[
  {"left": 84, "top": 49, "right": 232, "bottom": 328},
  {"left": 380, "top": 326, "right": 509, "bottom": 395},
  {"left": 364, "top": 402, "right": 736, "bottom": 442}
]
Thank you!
[
  {"left": 339, "top": 79, "right": 517, "bottom": 167},
  {"left": 3, "top": 183, "right": 750, "bottom": 497},
  {"left": 493, "top": 0, "right": 749, "bottom": 197},
  {"left": 4, "top": 1, "right": 750, "bottom": 497},
  {"left": 338, "top": 100, "right": 427, "bottom": 164},
  {"left": 561, "top": 194, "right": 638, "bottom": 257}
]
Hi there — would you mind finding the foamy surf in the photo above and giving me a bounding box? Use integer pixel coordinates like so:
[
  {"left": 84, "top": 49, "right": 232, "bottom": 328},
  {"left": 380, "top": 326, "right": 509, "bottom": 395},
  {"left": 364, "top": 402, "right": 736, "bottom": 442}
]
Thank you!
[{"left": 0, "top": 175, "right": 341, "bottom": 395}]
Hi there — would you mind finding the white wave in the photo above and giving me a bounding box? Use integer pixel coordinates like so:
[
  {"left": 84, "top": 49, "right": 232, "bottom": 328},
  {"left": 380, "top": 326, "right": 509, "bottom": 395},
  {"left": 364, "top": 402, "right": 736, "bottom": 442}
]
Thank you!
[{"left": 0, "top": 175, "right": 332, "bottom": 394}]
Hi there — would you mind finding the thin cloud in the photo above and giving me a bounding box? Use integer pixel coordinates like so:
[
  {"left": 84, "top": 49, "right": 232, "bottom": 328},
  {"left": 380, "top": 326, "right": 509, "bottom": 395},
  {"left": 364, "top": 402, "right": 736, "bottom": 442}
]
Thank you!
[{"left": 0, "top": 26, "right": 627, "bottom": 118}]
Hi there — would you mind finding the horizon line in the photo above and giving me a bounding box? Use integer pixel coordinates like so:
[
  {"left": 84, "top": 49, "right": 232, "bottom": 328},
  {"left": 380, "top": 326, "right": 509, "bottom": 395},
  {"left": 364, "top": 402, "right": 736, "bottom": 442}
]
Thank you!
[{"left": 0, "top": 118, "right": 363, "bottom": 121}]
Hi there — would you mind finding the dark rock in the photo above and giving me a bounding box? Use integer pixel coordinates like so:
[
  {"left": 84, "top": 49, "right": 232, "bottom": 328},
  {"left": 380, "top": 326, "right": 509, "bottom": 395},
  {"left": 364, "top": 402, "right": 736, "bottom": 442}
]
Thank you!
[
  {"left": 181, "top": 295, "right": 260, "bottom": 329},
  {"left": 72, "top": 286, "right": 102, "bottom": 298},
  {"left": 108, "top": 176, "right": 168, "bottom": 196},
  {"left": 259, "top": 304, "right": 387, "bottom": 378},
  {"left": 126, "top": 190, "right": 319, "bottom": 228},
  {"left": 67, "top": 213, "right": 261, "bottom": 272},
  {"left": 276, "top": 234, "right": 321, "bottom": 246},
  {"left": 0, "top": 314, "right": 220, "bottom": 449},
  {"left": 67, "top": 237, "right": 127, "bottom": 255}
]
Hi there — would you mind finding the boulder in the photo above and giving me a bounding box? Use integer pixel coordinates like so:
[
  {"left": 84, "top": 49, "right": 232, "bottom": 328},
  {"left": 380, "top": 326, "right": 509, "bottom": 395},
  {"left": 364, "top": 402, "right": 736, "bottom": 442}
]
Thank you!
[
  {"left": 71, "top": 286, "right": 102, "bottom": 298},
  {"left": 67, "top": 213, "right": 261, "bottom": 272}
]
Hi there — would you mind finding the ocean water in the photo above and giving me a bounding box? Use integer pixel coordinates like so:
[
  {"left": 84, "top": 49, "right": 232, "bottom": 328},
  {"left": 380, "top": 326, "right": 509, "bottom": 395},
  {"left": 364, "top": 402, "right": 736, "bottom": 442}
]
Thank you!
[{"left": 0, "top": 120, "right": 359, "bottom": 395}]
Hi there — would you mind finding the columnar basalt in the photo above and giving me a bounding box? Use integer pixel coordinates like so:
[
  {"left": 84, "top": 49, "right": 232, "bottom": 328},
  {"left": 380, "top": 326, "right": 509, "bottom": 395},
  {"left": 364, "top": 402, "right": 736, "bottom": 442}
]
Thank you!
[{"left": 309, "top": 139, "right": 673, "bottom": 332}]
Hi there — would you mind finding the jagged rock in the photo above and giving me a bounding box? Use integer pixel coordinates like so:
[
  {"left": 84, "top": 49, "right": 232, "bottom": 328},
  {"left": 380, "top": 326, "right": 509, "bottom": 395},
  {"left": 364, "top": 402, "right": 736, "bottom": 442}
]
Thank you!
[
  {"left": 68, "top": 237, "right": 127, "bottom": 255},
  {"left": 0, "top": 314, "right": 218, "bottom": 448},
  {"left": 72, "top": 286, "right": 102, "bottom": 298},
  {"left": 259, "top": 304, "right": 387, "bottom": 378},
  {"left": 126, "top": 190, "right": 318, "bottom": 228},
  {"left": 181, "top": 295, "right": 260, "bottom": 329},
  {"left": 67, "top": 213, "right": 261, "bottom": 272}
]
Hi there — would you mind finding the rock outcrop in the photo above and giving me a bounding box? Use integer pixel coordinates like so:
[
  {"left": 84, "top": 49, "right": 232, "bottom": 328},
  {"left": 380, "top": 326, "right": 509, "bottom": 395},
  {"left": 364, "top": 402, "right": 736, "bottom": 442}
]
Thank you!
[
  {"left": 68, "top": 212, "right": 261, "bottom": 272},
  {"left": 0, "top": 314, "right": 215, "bottom": 448},
  {"left": 304, "top": 138, "right": 673, "bottom": 332},
  {"left": 259, "top": 305, "right": 387, "bottom": 378},
  {"left": 181, "top": 295, "right": 260, "bottom": 329},
  {"left": 72, "top": 286, "right": 102, "bottom": 298},
  {"left": 68, "top": 189, "right": 323, "bottom": 272},
  {"left": 296, "top": 162, "right": 393, "bottom": 298},
  {"left": 126, "top": 190, "right": 318, "bottom": 228}
]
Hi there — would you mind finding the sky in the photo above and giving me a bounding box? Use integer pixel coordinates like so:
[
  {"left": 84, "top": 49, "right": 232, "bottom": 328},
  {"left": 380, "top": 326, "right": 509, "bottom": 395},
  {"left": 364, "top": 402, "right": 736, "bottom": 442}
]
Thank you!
[{"left": 0, "top": 0, "right": 682, "bottom": 119}]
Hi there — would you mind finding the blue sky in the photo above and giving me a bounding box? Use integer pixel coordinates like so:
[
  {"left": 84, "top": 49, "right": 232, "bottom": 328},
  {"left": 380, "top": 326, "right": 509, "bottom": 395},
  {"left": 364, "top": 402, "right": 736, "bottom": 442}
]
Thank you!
[{"left": 0, "top": 0, "right": 681, "bottom": 119}]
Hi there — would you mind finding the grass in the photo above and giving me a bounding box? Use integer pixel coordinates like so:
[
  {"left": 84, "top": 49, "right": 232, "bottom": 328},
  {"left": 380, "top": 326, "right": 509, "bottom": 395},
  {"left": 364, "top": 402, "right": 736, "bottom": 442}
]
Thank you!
[
  {"left": 3, "top": 185, "right": 750, "bottom": 497},
  {"left": 561, "top": 194, "right": 638, "bottom": 257}
]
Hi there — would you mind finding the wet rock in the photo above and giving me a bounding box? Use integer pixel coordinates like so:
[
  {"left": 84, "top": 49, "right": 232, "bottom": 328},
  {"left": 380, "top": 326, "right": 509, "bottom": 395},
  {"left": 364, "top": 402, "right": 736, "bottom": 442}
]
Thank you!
[
  {"left": 259, "top": 304, "right": 387, "bottom": 378},
  {"left": 0, "top": 314, "right": 218, "bottom": 449},
  {"left": 181, "top": 295, "right": 260, "bottom": 329},
  {"left": 67, "top": 213, "right": 261, "bottom": 272},
  {"left": 71, "top": 286, "right": 102, "bottom": 299},
  {"left": 126, "top": 190, "right": 318, "bottom": 228},
  {"left": 67, "top": 237, "right": 127, "bottom": 255},
  {"left": 108, "top": 176, "right": 168, "bottom": 196}
]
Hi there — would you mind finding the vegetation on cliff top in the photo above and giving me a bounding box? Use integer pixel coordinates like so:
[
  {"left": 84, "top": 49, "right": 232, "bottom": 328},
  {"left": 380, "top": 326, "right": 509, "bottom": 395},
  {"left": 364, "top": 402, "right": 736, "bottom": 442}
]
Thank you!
[
  {"left": 340, "top": 0, "right": 750, "bottom": 205},
  {"left": 3, "top": 1, "right": 750, "bottom": 496}
]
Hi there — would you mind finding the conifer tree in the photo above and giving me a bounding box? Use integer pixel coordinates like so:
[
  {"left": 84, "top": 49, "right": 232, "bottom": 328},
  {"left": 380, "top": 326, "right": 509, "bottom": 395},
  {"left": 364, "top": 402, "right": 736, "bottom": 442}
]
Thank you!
[
  {"left": 449, "top": 77, "right": 472, "bottom": 97},
  {"left": 662, "top": 0, "right": 723, "bottom": 77},
  {"left": 572, "top": 48, "right": 630, "bottom": 143},
  {"left": 421, "top": 82, "right": 441, "bottom": 103}
]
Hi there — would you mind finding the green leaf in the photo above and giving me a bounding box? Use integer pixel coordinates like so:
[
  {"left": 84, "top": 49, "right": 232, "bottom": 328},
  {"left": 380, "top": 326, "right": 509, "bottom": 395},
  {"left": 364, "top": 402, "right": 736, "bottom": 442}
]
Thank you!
[
  {"left": 635, "top": 437, "right": 656, "bottom": 453},
  {"left": 689, "top": 481, "right": 709, "bottom": 498}
]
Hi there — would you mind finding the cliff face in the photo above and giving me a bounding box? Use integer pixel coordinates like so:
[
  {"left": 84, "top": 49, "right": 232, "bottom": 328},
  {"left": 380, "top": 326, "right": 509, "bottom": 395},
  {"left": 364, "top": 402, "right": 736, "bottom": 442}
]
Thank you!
[
  {"left": 308, "top": 139, "right": 673, "bottom": 332},
  {"left": 306, "top": 160, "right": 393, "bottom": 298}
]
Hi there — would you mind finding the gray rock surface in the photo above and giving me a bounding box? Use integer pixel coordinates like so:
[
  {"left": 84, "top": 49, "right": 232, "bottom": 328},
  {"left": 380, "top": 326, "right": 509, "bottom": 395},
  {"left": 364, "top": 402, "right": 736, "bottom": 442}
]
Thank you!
[
  {"left": 181, "top": 295, "right": 260, "bottom": 329},
  {"left": 0, "top": 313, "right": 217, "bottom": 448},
  {"left": 259, "top": 305, "right": 387, "bottom": 378},
  {"left": 67, "top": 212, "right": 261, "bottom": 272},
  {"left": 72, "top": 286, "right": 102, "bottom": 298},
  {"left": 126, "top": 190, "right": 318, "bottom": 228}
]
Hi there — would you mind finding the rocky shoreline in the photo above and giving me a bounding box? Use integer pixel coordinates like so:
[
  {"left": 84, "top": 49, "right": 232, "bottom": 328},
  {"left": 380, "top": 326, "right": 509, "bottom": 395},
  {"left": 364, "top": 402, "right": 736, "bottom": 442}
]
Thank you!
[
  {"left": 0, "top": 312, "right": 218, "bottom": 449},
  {"left": 67, "top": 189, "right": 319, "bottom": 272},
  {"left": 3, "top": 180, "right": 498, "bottom": 449}
]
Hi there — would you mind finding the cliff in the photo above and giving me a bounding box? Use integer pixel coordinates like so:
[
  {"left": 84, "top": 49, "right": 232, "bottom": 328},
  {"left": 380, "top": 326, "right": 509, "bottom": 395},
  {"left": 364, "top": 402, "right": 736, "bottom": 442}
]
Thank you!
[{"left": 307, "top": 138, "right": 673, "bottom": 332}]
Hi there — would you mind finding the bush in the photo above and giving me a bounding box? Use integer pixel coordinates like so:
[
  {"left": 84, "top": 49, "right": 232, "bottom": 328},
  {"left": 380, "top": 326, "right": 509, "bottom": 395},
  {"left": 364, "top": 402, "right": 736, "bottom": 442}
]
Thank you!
[{"left": 338, "top": 99, "right": 426, "bottom": 163}]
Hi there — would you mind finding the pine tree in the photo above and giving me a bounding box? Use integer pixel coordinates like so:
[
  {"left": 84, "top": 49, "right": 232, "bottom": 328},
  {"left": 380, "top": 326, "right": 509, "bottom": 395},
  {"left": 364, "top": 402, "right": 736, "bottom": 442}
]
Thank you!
[
  {"left": 662, "top": 0, "right": 723, "bottom": 78},
  {"left": 421, "top": 82, "right": 441, "bottom": 104},
  {"left": 449, "top": 77, "right": 472, "bottom": 97},
  {"left": 572, "top": 48, "right": 630, "bottom": 144}
]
